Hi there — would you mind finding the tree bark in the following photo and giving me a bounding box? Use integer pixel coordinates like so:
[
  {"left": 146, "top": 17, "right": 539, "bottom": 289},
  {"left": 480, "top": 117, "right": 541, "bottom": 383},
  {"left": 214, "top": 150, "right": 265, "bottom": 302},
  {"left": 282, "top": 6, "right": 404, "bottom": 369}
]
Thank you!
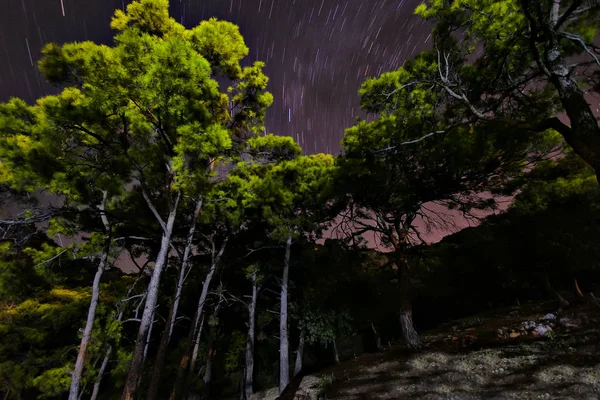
[
  {"left": 68, "top": 193, "right": 112, "bottom": 400},
  {"left": 293, "top": 330, "right": 304, "bottom": 378},
  {"left": 121, "top": 191, "right": 181, "bottom": 400},
  {"left": 332, "top": 338, "right": 340, "bottom": 364},
  {"left": 142, "top": 312, "right": 155, "bottom": 368},
  {"left": 203, "top": 347, "right": 213, "bottom": 386},
  {"left": 169, "top": 236, "right": 228, "bottom": 400},
  {"left": 90, "top": 345, "right": 112, "bottom": 400},
  {"left": 279, "top": 235, "right": 292, "bottom": 394},
  {"left": 371, "top": 322, "right": 382, "bottom": 351},
  {"left": 190, "top": 314, "right": 205, "bottom": 374},
  {"left": 90, "top": 271, "right": 146, "bottom": 399},
  {"left": 147, "top": 199, "right": 203, "bottom": 400},
  {"left": 244, "top": 268, "right": 258, "bottom": 399},
  {"left": 546, "top": 47, "right": 600, "bottom": 178},
  {"left": 398, "top": 259, "right": 421, "bottom": 350}
]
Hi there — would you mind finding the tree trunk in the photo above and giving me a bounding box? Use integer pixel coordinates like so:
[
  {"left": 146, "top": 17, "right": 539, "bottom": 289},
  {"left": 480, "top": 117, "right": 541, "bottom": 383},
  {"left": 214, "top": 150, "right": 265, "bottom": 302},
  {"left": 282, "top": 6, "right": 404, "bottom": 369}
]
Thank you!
[
  {"left": 203, "top": 347, "right": 213, "bottom": 386},
  {"left": 68, "top": 194, "right": 112, "bottom": 400},
  {"left": 547, "top": 48, "right": 600, "bottom": 177},
  {"left": 190, "top": 314, "right": 205, "bottom": 374},
  {"left": 332, "top": 338, "right": 340, "bottom": 364},
  {"left": 371, "top": 322, "right": 382, "bottom": 351},
  {"left": 122, "top": 192, "right": 181, "bottom": 400},
  {"left": 170, "top": 237, "right": 228, "bottom": 400},
  {"left": 147, "top": 199, "right": 203, "bottom": 400},
  {"left": 244, "top": 268, "right": 258, "bottom": 399},
  {"left": 90, "top": 345, "right": 112, "bottom": 400},
  {"left": 398, "top": 259, "right": 421, "bottom": 350},
  {"left": 142, "top": 311, "right": 155, "bottom": 367},
  {"left": 293, "top": 330, "right": 304, "bottom": 378},
  {"left": 279, "top": 235, "right": 292, "bottom": 394},
  {"left": 90, "top": 273, "right": 146, "bottom": 399}
]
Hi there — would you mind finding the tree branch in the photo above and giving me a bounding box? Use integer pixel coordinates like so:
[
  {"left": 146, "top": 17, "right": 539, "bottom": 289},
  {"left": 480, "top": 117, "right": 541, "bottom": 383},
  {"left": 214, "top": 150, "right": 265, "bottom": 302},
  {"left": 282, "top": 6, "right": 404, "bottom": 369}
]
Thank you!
[
  {"left": 141, "top": 187, "right": 167, "bottom": 232},
  {"left": 563, "top": 32, "right": 600, "bottom": 68},
  {"left": 555, "top": 0, "right": 584, "bottom": 30},
  {"left": 372, "top": 130, "right": 446, "bottom": 154}
]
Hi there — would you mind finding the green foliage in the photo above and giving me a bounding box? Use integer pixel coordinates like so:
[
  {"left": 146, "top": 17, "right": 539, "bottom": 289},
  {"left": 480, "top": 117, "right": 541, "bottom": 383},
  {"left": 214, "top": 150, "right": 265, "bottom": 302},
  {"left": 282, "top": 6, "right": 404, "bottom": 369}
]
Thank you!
[
  {"left": 0, "top": 283, "right": 86, "bottom": 397},
  {"left": 317, "top": 374, "right": 335, "bottom": 393},
  {"left": 111, "top": 348, "right": 133, "bottom": 388},
  {"left": 32, "top": 367, "right": 72, "bottom": 398},
  {"left": 355, "top": 0, "right": 600, "bottom": 188},
  {"left": 1, "top": 0, "right": 272, "bottom": 206},
  {"left": 302, "top": 308, "right": 353, "bottom": 346},
  {"left": 224, "top": 137, "right": 336, "bottom": 242},
  {"left": 224, "top": 330, "right": 246, "bottom": 373},
  {"left": 338, "top": 97, "right": 559, "bottom": 250}
]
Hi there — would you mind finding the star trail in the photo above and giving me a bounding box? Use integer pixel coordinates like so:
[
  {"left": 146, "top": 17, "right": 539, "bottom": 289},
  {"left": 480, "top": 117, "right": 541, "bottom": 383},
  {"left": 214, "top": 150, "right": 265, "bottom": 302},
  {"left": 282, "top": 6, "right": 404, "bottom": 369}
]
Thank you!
[{"left": 0, "top": 0, "right": 431, "bottom": 154}]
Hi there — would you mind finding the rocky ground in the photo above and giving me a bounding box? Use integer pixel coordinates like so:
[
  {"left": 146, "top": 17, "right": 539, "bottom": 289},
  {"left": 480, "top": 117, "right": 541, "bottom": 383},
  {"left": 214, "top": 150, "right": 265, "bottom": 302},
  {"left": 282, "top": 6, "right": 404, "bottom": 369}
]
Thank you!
[{"left": 287, "top": 302, "right": 600, "bottom": 400}]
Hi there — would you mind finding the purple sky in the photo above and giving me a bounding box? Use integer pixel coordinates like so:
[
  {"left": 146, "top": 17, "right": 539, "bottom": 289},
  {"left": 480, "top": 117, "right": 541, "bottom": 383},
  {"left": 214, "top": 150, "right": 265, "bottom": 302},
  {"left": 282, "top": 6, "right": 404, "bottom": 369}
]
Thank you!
[{"left": 0, "top": 0, "right": 431, "bottom": 155}]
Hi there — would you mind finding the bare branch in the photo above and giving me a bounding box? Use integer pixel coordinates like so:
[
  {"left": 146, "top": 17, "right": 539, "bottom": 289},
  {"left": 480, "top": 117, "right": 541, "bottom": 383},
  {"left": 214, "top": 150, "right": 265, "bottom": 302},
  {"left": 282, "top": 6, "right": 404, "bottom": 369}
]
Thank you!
[
  {"left": 244, "top": 245, "right": 282, "bottom": 258},
  {"left": 141, "top": 188, "right": 167, "bottom": 232},
  {"left": 0, "top": 211, "right": 56, "bottom": 226},
  {"left": 372, "top": 130, "right": 446, "bottom": 154},
  {"left": 34, "top": 248, "right": 70, "bottom": 268},
  {"left": 563, "top": 32, "right": 600, "bottom": 68},
  {"left": 117, "top": 294, "right": 147, "bottom": 305},
  {"left": 113, "top": 236, "right": 153, "bottom": 242}
]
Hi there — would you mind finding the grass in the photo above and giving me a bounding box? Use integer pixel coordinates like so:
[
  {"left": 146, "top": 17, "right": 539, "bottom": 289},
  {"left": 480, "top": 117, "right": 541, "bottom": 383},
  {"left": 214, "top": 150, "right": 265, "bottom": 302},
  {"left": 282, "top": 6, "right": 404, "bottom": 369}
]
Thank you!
[{"left": 320, "top": 303, "right": 600, "bottom": 399}]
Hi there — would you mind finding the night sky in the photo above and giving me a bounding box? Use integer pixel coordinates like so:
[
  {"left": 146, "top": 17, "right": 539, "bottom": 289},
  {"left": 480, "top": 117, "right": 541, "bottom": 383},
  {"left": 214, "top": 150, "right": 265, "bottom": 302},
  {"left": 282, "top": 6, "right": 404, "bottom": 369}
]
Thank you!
[{"left": 0, "top": 0, "right": 431, "bottom": 155}]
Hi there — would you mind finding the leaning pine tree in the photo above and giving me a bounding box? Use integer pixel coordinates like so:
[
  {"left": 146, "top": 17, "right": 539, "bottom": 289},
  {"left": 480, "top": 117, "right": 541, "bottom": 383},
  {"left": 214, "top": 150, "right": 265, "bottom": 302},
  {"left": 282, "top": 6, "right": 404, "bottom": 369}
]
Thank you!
[{"left": 369, "top": 0, "right": 600, "bottom": 179}]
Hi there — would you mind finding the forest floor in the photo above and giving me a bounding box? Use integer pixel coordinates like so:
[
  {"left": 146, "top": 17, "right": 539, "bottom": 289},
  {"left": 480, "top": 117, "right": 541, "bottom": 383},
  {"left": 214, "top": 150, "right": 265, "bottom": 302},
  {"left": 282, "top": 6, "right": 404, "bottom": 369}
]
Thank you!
[{"left": 318, "top": 302, "right": 600, "bottom": 400}]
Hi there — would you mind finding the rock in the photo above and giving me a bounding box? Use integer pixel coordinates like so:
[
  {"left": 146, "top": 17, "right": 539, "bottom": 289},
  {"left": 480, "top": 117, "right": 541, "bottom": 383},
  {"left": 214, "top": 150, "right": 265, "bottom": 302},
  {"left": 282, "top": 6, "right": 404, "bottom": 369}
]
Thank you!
[
  {"left": 509, "top": 332, "right": 521, "bottom": 338},
  {"left": 522, "top": 321, "right": 537, "bottom": 331},
  {"left": 558, "top": 317, "right": 579, "bottom": 329},
  {"left": 250, "top": 387, "right": 279, "bottom": 400},
  {"left": 532, "top": 324, "right": 553, "bottom": 337},
  {"left": 293, "top": 375, "right": 327, "bottom": 400},
  {"left": 541, "top": 313, "right": 556, "bottom": 321}
]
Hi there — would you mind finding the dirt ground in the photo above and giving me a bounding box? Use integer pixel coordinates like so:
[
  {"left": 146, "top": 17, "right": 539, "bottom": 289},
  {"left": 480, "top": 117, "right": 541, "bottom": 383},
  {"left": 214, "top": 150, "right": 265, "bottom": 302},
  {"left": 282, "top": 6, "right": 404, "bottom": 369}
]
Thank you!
[{"left": 321, "top": 303, "right": 600, "bottom": 400}]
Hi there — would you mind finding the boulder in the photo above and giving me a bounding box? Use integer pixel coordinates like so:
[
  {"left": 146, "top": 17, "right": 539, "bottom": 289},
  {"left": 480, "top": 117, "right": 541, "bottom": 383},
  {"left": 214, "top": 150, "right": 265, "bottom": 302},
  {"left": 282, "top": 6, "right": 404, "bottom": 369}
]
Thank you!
[
  {"left": 521, "top": 321, "right": 537, "bottom": 331},
  {"left": 250, "top": 387, "right": 279, "bottom": 400},
  {"left": 532, "top": 324, "right": 553, "bottom": 337},
  {"left": 558, "top": 317, "right": 579, "bottom": 329},
  {"left": 293, "top": 375, "right": 326, "bottom": 400},
  {"left": 541, "top": 313, "right": 556, "bottom": 321}
]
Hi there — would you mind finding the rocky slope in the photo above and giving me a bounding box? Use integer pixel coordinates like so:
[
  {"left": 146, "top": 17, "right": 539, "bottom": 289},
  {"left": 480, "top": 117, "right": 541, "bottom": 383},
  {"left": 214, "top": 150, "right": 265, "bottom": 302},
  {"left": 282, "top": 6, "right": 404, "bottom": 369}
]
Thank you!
[{"left": 282, "top": 302, "right": 600, "bottom": 400}]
